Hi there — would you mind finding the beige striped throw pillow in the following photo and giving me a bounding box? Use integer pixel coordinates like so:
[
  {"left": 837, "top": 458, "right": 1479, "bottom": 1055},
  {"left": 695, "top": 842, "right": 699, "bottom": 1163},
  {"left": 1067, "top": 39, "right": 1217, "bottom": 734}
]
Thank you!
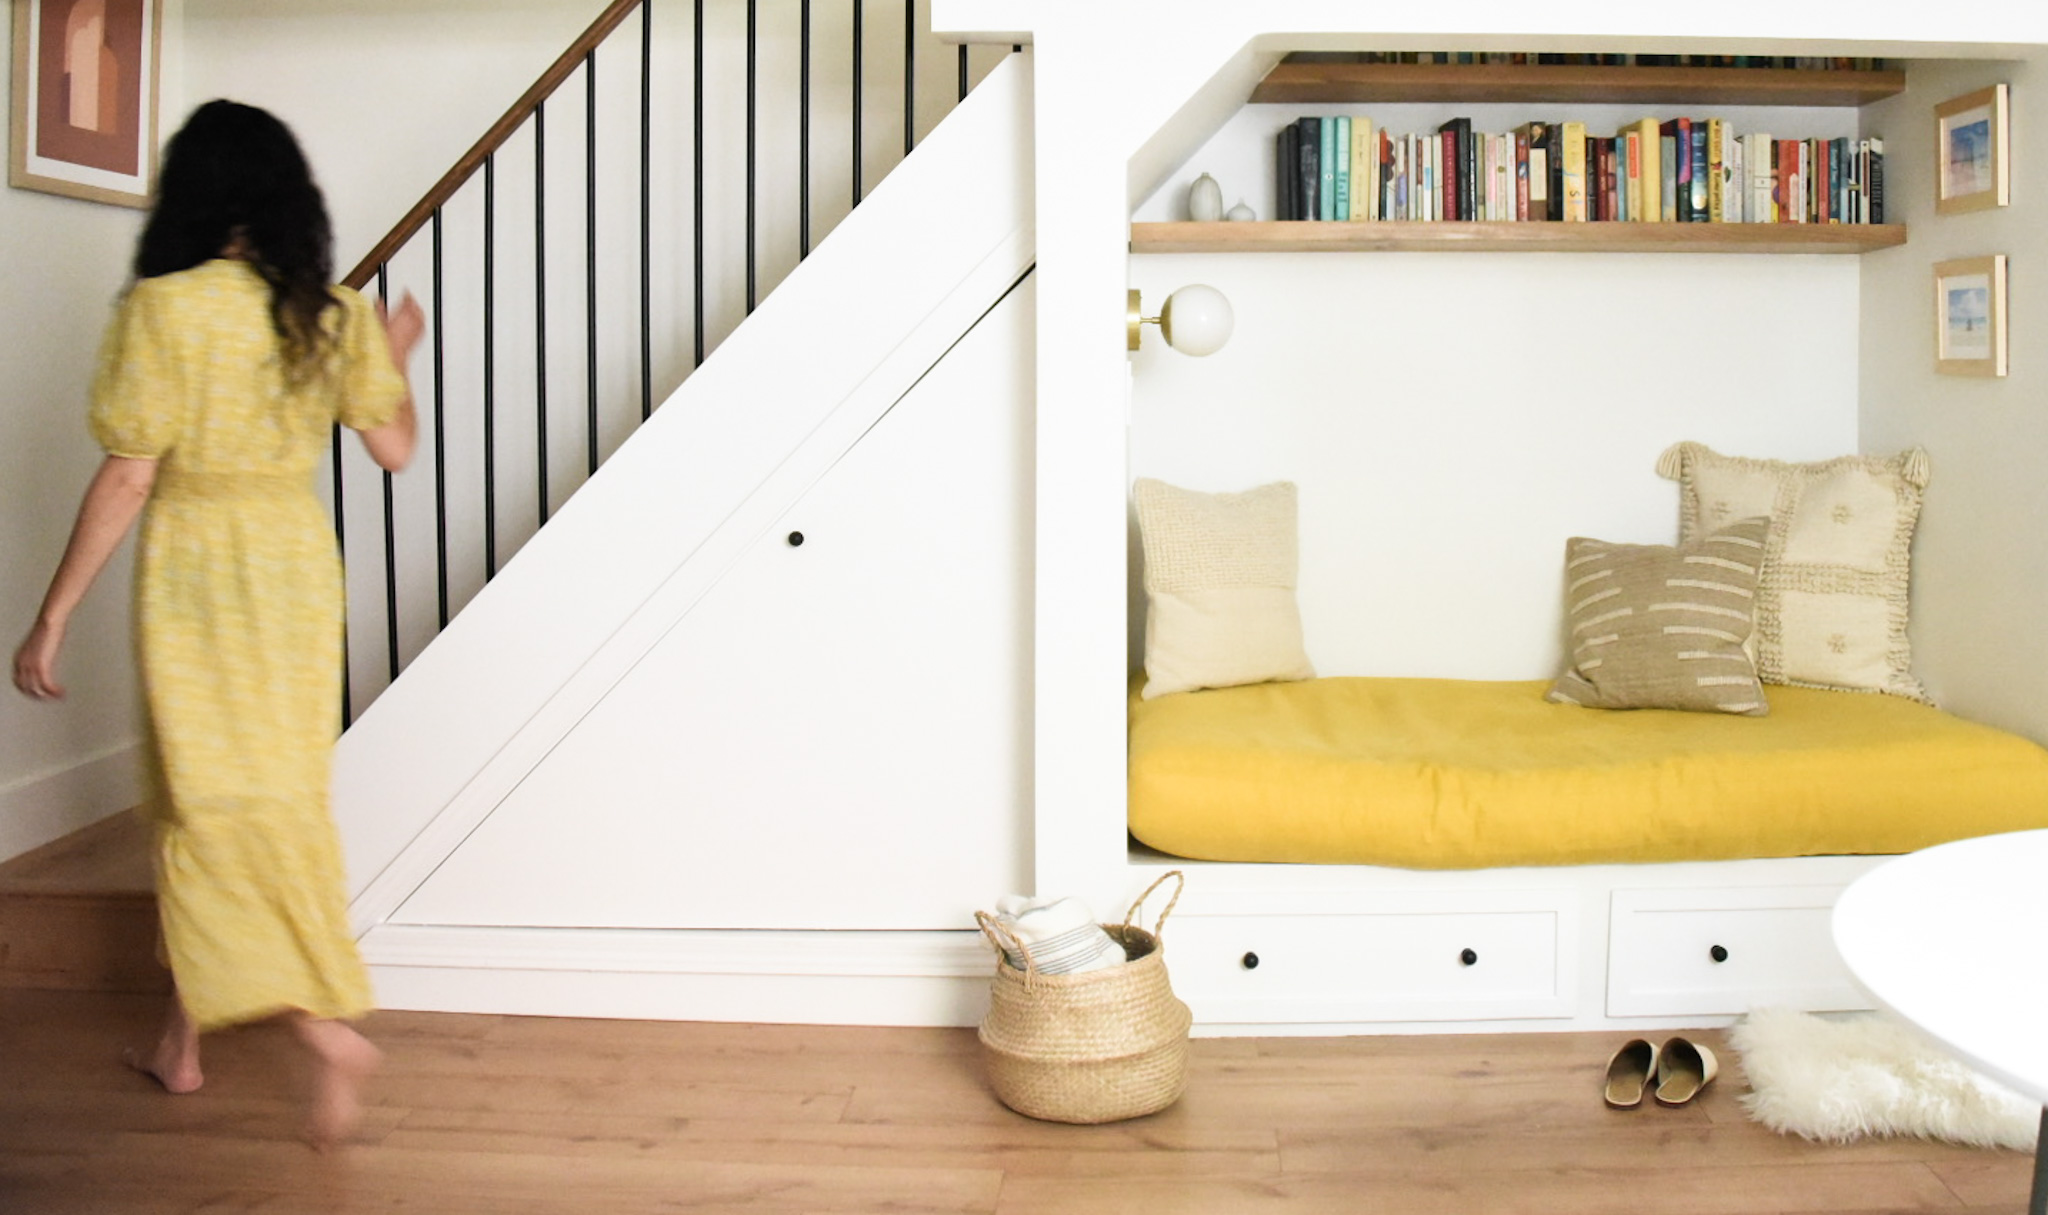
[{"left": 1548, "top": 516, "right": 1772, "bottom": 716}]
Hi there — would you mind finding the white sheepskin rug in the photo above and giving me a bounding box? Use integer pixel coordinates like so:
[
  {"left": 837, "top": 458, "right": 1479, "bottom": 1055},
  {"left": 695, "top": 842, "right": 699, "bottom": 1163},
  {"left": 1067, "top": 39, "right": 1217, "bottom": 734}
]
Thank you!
[{"left": 1730, "top": 1006, "right": 2039, "bottom": 1150}]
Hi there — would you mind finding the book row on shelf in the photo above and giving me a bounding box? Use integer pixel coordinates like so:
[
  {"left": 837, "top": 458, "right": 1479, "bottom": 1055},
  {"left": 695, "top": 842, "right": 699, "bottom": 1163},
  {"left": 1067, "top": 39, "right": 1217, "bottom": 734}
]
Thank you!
[
  {"left": 1288, "top": 52, "right": 1890, "bottom": 70},
  {"left": 1276, "top": 116, "right": 1886, "bottom": 226}
]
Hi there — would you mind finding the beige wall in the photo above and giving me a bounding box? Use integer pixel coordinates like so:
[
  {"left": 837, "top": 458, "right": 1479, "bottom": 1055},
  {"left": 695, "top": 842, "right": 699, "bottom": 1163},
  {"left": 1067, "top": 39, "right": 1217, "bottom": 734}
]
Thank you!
[{"left": 1859, "top": 53, "right": 2048, "bottom": 741}]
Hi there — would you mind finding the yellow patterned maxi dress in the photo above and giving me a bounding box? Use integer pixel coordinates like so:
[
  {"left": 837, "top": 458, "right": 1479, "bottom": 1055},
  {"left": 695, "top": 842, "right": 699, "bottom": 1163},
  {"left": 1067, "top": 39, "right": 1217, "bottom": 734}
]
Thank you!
[{"left": 89, "top": 260, "right": 404, "bottom": 1031}]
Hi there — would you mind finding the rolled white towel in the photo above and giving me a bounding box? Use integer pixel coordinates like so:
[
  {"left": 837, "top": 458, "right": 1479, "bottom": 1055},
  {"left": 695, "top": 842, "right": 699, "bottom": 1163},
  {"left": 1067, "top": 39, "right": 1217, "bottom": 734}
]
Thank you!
[{"left": 991, "top": 894, "right": 1125, "bottom": 974}]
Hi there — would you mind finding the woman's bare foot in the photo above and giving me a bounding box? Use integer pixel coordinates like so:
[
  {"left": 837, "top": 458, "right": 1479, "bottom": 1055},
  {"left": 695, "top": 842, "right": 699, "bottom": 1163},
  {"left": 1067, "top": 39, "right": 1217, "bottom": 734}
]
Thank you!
[
  {"left": 125, "top": 996, "right": 203, "bottom": 1093},
  {"left": 294, "top": 1018, "right": 382, "bottom": 1150},
  {"left": 122, "top": 1044, "right": 203, "bottom": 1093}
]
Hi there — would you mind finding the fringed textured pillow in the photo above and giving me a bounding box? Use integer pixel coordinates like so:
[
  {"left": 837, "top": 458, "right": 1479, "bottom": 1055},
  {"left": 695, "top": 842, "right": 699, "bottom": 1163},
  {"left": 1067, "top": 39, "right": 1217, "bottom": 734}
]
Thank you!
[{"left": 1659, "top": 442, "right": 1931, "bottom": 702}]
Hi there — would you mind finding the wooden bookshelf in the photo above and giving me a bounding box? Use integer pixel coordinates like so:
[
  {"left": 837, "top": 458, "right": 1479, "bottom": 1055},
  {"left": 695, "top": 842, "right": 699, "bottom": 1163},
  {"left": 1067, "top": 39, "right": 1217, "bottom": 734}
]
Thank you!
[
  {"left": 1250, "top": 62, "right": 1906, "bottom": 108},
  {"left": 1130, "top": 221, "right": 1908, "bottom": 256}
]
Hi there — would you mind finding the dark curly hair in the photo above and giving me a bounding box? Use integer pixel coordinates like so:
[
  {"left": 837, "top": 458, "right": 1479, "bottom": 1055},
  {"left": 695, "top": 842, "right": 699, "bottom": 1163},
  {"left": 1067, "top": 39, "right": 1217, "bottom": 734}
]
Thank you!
[{"left": 134, "top": 100, "right": 338, "bottom": 380}]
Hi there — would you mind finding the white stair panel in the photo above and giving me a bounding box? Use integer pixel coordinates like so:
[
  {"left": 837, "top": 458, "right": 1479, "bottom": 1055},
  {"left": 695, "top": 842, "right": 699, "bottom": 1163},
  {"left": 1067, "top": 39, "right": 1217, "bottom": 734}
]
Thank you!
[
  {"left": 334, "top": 58, "right": 1035, "bottom": 950},
  {"left": 390, "top": 278, "right": 1035, "bottom": 930}
]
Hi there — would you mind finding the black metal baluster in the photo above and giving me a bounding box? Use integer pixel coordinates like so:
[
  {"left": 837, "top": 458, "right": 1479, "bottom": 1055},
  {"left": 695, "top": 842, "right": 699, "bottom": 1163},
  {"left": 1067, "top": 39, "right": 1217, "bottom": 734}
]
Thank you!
[
  {"left": 331, "top": 424, "right": 351, "bottom": 724},
  {"left": 852, "top": 0, "right": 863, "bottom": 207},
  {"left": 484, "top": 153, "right": 498, "bottom": 580},
  {"left": 693, "top": 0, "right": 705, "bottom": 367},
  {"left": 745, "top": 0, "right": 757, "bottom": 313},
  {"left": 639, "top": 0, "right": 652, "bottom": 420},
  {"left": 903, "top": 0, "right": 914, "bottom": 155},
  {"left": 586, "top": 50, "right": 600, "bottom": 478},
  {"left": 431, "top": 209, "right": 449, "bottom": 630},
  {"left": 800, "top": 0, "right": 812, "bottom": 259},
  {"left": 958, "top": 43, "right": 967, "bottom": 102},
  {"left": 377, "top": 266, "right": 400, "bottom": 684},
  {"left": 536, "top": 102, "right": 551, "bottom": 525}
]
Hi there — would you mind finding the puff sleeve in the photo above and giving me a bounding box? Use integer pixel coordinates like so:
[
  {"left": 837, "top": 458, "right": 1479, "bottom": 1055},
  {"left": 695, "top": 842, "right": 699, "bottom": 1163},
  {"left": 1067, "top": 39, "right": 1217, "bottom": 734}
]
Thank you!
[
  {"left": 89, "top": 279, "right": 188, "bottom": 459},
  {"left": 330, "top": 287, "right": 406, "bottom": 432}
]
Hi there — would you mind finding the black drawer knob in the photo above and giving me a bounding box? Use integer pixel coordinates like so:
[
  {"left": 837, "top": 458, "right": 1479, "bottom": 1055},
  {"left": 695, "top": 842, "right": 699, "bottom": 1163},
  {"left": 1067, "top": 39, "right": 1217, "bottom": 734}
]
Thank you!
[
  {"left": 1459, "top": 948, "right": 1478, "bottom": 967},
  {"left": 1710, "top": 944, "right": 1729, "bottom": 963},
  {"left": 1241, "top": 952, "right": 1260, "bottom": 970},
  {"left": 787, "top": 531, "right": 805, "bottom": 547}
]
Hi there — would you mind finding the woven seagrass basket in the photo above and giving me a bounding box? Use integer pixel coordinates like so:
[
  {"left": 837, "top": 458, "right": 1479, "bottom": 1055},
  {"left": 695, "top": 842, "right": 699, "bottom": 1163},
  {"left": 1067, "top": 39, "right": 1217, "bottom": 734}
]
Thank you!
[{"left": 974, "top": 872, "right": 1191, "bottom": 1124}]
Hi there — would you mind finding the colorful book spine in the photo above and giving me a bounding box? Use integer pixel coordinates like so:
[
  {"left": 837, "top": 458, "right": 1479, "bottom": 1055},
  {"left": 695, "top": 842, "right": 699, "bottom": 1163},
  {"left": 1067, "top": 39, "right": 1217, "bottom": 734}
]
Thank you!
[
  {"left": 1625, "top": 118, "right": 1661, "bottom": 225},
  {"left": 1296, "top": 116, "right": 1321, "bottom": 222},
  {"left": 1560, "top": 121, "right": 1587, "bottom": 221},
  {"left": 1514, "top": 129, "right": 1530, "bottom": 220},
  {"left": 1660, "top": 135, "right": 1677, "bottom": 221},
  {"left": 1351, "top": 118, "right": 1374, "bottom": 221},
  {"left": 1843, "top": 136, "right": 1859, "bottom": 224},
  {"left": 1278, "top": 123, "right": 1298, "bottom": 221},
  {"left": 1725, "top": 127, "right": 1743, "bottom": 223},
  {"left": 1689, "top": 122, "right": 1709, "bottom": 221},
  {"left": 1333, "top": 116, "right": 1352, "bottom": 223},
  {"left": 1661, "top": 118, "right": 1691, "bottom": 221},
  {"left": 1319, "top": 117, "right": 1338, "bottom": 221}
]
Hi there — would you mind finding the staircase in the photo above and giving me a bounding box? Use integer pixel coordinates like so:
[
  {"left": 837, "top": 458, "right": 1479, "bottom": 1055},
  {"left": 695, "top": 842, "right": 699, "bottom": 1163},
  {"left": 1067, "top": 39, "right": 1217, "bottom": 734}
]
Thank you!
[
  {"left": 7, "top": 4, "right": 1034, "bottom": 1021},
  {"left": 0, "top": 809, "right": 164, "bottom": 993}
]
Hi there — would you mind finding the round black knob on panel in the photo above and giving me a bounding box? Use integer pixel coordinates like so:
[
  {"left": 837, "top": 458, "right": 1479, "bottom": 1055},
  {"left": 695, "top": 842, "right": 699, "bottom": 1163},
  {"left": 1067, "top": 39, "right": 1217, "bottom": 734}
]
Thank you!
[
  {"left": 1459, "top": 948, "right": 1478, "bottom": 967},
  {"left": 1710, "top": 944, "right": 1729, "bottom": 963},
  {"left": 1241, "top": 952, "right": 1260, "bottom": 970},
  {"left": 787, "top": 531, "right": 805, "bottom": 547}
]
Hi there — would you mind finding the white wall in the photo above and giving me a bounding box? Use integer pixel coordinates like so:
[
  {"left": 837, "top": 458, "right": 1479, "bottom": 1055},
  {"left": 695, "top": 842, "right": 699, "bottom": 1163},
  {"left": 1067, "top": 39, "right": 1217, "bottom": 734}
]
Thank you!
[
  {"left": 1131, "top": 103, "right": 1863, "bottom": 682},
  {"left": 1859, "top": 53, "right": 2048, "bottom": 743},
  {"left": 0, "top": 0, "right": 188, "bottom": 858}
]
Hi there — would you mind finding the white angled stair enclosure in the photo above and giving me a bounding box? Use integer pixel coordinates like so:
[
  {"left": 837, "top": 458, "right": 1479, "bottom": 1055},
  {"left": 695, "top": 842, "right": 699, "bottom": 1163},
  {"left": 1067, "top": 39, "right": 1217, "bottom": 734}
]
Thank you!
[{"left": 333, "top": 58, "right": 1036, "bottom": 1026}]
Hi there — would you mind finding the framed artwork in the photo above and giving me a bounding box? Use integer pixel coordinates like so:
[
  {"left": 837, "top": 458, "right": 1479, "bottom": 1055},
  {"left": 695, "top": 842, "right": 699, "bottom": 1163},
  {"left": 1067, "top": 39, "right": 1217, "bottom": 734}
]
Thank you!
[
  {"left": 1934, "top": 83, "right": 2010, "bottom": 216},
  {"left": 9, "top": 0, "right": 163, "bottom": 208},
  {"left": 1934, "top": 255, "right": 2007, "bottom": 378}
]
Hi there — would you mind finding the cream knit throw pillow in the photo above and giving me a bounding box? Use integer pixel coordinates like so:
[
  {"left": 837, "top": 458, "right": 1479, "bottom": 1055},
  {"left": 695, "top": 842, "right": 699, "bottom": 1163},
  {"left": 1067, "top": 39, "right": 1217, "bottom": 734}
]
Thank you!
[
  {"left": 1659, "top": 442, "right": 1931, "bottom": 702},
  {"left": 1134, "top": 478, "right": 1314, "bottom": 699}
]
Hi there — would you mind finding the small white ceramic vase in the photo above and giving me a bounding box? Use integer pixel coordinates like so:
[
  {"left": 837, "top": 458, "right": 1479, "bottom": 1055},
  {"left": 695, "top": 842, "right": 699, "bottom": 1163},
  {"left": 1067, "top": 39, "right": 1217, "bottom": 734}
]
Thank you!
[
  {"left": 1226, "top": 199, "right": 1256, "bottom": 222},
  {"left": 1187, "top": 172, "right": 1224, "bottom": 222}
]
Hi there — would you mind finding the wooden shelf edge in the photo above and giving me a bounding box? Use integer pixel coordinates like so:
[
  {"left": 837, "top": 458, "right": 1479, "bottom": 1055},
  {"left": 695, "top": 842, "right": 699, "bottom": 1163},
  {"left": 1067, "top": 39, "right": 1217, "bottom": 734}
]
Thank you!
[
  {"left": 1130, "top": 221, "right": 1908, "bottom": 255},
  {"left": 1250, "top": 62, "right": 1906, "bottom": 108}
]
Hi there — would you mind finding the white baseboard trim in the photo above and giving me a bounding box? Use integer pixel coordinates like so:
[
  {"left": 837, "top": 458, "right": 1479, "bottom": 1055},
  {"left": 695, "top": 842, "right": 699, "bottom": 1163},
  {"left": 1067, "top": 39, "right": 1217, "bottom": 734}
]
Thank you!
[
  {"left": 360, "top": 924, "right": 999, "bottom": 1026},
  {"left": 0, "top": 743, "right": 142, "bottom": 863}
]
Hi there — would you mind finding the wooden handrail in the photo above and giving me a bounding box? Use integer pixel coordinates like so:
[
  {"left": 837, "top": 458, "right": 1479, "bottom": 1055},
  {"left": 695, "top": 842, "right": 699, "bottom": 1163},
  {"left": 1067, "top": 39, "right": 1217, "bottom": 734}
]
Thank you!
[{"left": 342, "top": 0, "right": 645, "bottom": 289}]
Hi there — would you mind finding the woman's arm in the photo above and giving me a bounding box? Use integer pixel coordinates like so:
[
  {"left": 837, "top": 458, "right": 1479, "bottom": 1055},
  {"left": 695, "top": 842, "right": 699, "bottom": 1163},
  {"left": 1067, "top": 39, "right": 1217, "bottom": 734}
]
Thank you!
[
  {"left": 357, "top": 292, "right": 424, "bottom": 473},
  {"left": 12, "top": 455, "right": 159, "bottom": 700}
]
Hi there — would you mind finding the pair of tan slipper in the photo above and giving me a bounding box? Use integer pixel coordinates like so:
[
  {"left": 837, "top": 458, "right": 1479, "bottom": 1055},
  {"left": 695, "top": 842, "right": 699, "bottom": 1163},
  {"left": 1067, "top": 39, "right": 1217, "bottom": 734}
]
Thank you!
[{"left": 1603, "top": 1037, "right": 1718, "bottom": 1108}]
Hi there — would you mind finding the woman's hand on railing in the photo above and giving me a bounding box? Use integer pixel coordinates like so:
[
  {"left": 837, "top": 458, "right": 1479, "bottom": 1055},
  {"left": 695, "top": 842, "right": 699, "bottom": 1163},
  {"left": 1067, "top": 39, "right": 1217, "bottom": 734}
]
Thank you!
[
  {"left": 361, "top": 292, "right": 424, "bottom": 473},
  {"left": 379, "top": 291, "right": 426, "bottom": 368}
]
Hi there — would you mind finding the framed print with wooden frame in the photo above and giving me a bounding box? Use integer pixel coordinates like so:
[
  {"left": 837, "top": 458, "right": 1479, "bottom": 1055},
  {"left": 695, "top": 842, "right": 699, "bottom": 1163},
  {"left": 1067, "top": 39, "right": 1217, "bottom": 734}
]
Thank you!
[
  {"left": 9, "top": 0, "right": 163, "bottom": 207},
  {"left": 1934, "top": 83, "right": 2010, "bottom": 216},
  {"left": 1934, "top": 255, "right": 2008, "bottom": 378}
]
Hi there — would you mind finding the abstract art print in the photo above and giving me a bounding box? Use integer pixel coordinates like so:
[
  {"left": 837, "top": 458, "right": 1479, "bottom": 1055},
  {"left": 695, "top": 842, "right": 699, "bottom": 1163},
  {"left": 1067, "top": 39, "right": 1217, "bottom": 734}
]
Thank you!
[
  {"left": 1934, "top": 255, "right": 2008, "bottom": 378},
  {"left": 9, "top": 0, "right": 162, "bottom": 207},
  {"left": 1934, "top": 84, "right": 2009, "bottom": 216}
]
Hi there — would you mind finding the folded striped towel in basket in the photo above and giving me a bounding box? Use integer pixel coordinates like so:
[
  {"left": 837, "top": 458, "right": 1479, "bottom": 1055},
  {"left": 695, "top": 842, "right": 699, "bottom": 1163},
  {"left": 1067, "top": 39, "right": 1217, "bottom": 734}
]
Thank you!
[{"left": 990, "top": 895, "right": 1126, "bottom": 975}]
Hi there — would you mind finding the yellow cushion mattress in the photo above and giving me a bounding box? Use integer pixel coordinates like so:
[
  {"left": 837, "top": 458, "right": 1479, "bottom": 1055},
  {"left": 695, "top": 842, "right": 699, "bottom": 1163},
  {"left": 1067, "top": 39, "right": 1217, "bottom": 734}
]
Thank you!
[{"left": 1128, "top": 677, "right": 2048, "bottom": 868}]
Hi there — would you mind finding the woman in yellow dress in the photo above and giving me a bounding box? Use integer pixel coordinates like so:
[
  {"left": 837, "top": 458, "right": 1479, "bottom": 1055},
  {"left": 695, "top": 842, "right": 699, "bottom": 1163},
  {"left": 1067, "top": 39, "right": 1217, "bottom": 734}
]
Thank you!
[{"left": 11, "top": 100, "right": 422, "bottom": 1147}]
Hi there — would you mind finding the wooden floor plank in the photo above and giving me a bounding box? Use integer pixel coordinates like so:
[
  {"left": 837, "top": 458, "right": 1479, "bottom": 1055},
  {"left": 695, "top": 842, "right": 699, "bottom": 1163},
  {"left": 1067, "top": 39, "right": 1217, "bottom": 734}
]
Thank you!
[
  {"left": 0, "top": 989, "right": 2032, "bottom": 1215},
  {"left": 992, "top": 1162, "right": 1966, "bottom": 1215}
]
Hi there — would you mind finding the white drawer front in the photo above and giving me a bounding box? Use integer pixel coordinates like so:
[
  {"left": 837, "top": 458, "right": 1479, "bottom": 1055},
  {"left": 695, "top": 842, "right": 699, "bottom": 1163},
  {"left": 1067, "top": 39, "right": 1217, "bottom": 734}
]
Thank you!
[
  {"left": 1607, "top": 886, "right": 1873, "bottom": 1018},
  {"left": 1167, "top": 907, "right": 1572, "bottom": 1024}
]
